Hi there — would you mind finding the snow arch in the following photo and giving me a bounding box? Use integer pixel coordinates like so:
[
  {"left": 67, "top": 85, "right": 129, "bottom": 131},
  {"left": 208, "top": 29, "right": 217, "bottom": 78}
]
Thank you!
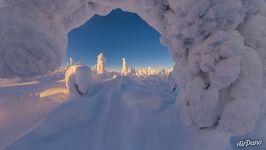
[{"left": 1, "top": 0, "right": 266, "bottom": 135}]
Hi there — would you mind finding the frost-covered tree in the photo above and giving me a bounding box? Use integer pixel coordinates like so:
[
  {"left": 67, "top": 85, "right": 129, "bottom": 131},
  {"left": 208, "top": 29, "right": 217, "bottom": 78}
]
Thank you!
[
  {"left": 65, "top": 64, "right": 94, "bottom": 96},
  {"left": 130, "top": 65, "right": 136, "bottom": 75},
  {"left": 69, "top": 58, "right": 74, "bottom": 66},
  {"left": 66, "top": 57, "right": 74, "bottom": 70},
  {"left": 120, "top": 58, "right": 128, "bottom": 76},
  {"left": 96, "top": 53, "right": 106, "bottom": 74},
  {"left": 147, "top": 67, "right": 158, "bottom": 75},
  {"left": 147, "top": 67, "right": 152, "bottom": 75},
  {"left": 159, "top": 69, "right": 166, "bottom": 77}
]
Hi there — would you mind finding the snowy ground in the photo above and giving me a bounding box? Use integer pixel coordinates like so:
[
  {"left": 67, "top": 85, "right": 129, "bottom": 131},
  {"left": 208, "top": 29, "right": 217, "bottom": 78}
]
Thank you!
[
  {"left": 0, "top": 70, "right": 265, "bottom": 150},
  {"left": 0, "top": 71, "right": 67, "bottom": 148}
]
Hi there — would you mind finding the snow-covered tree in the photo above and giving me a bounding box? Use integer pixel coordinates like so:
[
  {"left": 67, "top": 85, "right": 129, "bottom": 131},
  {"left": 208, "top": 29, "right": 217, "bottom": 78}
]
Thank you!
[
  {"left": 66, "top": 57, "right": 74, "bottom": 70},
  {"left": 65, "top": 64, "right": 94, "bottom": 96},
  {"left": 130, "top": 65, "right": 136, "bottom": 75},
  {"left": 69, "top": 58, "right": 74, "bottom": 66},
  {"left": 120, "top": 58, "right": 128, "bottom": 76},
  {"left": 147, "top": 67, "right": 158, "bottom": 75},
  {"left": 96, "top": 53, "right": 106, "bottom": 74}
]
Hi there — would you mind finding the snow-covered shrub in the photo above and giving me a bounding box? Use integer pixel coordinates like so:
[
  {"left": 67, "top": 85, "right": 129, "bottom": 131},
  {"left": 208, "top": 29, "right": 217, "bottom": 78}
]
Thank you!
[{"left": 65, "top": 64, "right": 94, "bottom": 96}]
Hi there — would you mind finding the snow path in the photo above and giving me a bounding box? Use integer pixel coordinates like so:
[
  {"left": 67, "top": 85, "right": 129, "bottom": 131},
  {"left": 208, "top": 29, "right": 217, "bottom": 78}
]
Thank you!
[
  {"left": 4, "top": 76, "right": 180, "bottom": 150},
  {"left": 0, "top": 73, "right": 264, "bottom": 150},
  {"left": 0, "top": 75, "right": 234, "bottom": 150}
]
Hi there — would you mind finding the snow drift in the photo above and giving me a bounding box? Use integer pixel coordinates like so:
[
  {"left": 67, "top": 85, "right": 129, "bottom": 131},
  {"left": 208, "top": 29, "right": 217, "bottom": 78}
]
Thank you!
[{"left": 1, "top": 0, "right": 266, "bottom": 136}]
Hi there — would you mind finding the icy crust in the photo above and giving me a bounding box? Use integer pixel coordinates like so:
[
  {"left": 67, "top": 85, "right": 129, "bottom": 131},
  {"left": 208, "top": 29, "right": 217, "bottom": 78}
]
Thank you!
[{"left": 1, "top": 0, "right": 266, "bottom": 135}]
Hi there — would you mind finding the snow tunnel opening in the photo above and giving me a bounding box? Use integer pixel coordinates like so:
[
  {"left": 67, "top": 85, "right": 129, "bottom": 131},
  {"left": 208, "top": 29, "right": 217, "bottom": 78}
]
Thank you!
[
  {"left": 65, "top": 8, "right": 174, "bottom": 75},
  {"left": 1, "top": 0, "right": 266, "bottom": 136}
]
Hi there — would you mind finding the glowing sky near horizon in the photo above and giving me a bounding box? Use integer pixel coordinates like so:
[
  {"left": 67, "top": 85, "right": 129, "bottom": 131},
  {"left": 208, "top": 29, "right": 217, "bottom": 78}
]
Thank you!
[{"left": 65, "top": 9, "right": 173, "bottom": 70}]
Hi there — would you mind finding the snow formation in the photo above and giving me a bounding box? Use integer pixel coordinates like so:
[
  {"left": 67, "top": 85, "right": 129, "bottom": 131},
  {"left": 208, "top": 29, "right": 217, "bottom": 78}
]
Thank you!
[
  {"left": 95, "top": 53, "right": 106, "bottom": 74},
  {"left": 65, "top": 64, "right": 94, "bottom": 96},
  {"left": 1, "top": 0, "right": 266, "bottom": 135}
]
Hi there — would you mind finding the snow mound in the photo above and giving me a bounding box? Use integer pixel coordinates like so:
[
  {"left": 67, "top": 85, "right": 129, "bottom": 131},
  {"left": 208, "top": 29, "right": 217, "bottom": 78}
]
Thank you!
[{"left": 65, "top": 64, "right": 95, "bottom": 96}]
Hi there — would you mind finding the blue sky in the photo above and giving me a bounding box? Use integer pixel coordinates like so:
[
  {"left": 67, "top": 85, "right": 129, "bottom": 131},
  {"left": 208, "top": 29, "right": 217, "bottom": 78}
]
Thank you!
[{"left": 65, "top": 9, "right": 173, "bottom": 70}]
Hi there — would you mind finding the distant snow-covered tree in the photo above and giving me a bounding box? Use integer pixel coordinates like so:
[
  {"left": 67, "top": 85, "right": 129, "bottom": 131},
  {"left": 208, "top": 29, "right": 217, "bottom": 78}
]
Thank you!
[
  {"left": 96, "top": 53, "right": 106, "bottom": 74},
  {"left": 130, "top": 65, "right": 136, "bottom": 75},
  {"left": 121, "top": 58, "right": 128, "bottom": 76},
  {"left": 65, "top": 57, "right": 74, "bottom": 70},
  {"left": 69, "top": 58, "right": 74, "bottom": 66}
]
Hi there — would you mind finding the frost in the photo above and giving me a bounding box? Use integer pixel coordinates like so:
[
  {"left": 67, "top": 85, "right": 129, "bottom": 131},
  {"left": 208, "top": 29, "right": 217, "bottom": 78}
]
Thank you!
[
  {"left": 190, "top": 88, "right": 219, "bottom": 128},
  {"left": 218, "top": 99, "right": 260, "bottom": 135}
]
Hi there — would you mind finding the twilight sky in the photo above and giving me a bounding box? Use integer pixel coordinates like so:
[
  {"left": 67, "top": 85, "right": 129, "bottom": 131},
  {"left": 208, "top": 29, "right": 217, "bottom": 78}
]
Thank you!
[{"left": 65, "top": 9, "right": 173, "bottom": 70}]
